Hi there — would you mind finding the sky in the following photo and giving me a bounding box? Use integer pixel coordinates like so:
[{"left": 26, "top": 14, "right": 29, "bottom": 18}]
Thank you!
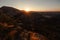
[{"left": 0, "top": 0, "right": 60, "bottom": 11}]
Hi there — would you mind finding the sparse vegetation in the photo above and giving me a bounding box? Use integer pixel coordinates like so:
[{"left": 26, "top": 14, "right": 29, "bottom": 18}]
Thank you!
[{"left": 0, "top": 6, "right": 60, "bottom": 40}]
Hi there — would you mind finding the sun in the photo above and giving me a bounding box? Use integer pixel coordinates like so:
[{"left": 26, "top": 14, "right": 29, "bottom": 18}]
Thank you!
[{"left": 24, "top": 8, "right": 30, "bottom": 12}]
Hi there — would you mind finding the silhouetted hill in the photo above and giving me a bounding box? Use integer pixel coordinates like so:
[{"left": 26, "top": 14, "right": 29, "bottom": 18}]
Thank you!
[
  {"left": 0, "top": 6, "right": 60, "bottom": 40},
  {"left": 0, "top": 6, "right": 25, "bottom": 17}
]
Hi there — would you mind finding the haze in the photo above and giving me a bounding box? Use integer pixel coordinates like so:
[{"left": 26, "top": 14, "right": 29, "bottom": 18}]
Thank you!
[{"left": 0, "top": 0, "right": 60, "bottom": 11}]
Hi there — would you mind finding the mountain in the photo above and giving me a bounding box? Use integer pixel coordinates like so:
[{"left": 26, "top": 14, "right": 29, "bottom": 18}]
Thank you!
[
  {"left": 0, "top": 6, "right": 32, "bottom": 40},
  {"left": 0, "top": 6, "right": 60, "bottom": 40}
]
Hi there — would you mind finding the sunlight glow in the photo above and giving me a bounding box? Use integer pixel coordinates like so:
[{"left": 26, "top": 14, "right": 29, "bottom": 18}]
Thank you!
[{"left": 24, "top": 8, "right": 30, "bottom": 12}]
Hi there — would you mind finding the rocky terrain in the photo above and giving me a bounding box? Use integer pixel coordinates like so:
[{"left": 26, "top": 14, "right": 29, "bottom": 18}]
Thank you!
[{"left": 0, "top": 6, "right": 60, "bottom": 40}]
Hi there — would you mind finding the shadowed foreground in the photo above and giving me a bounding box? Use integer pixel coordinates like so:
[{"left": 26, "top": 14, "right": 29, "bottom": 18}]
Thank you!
[{"left": 0, "top": 6, "right": 60, "bottom": 40}]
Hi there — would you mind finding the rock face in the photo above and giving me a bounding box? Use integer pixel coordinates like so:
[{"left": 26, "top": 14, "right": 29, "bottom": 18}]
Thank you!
[{"left": 0, "top": 6, "right": 60, "bottom": 40}]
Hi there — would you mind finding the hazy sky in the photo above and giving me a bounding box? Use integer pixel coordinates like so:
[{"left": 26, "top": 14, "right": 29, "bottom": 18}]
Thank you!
[{"left": 0, "top": 0, "right": 60, "bottom": 11}]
